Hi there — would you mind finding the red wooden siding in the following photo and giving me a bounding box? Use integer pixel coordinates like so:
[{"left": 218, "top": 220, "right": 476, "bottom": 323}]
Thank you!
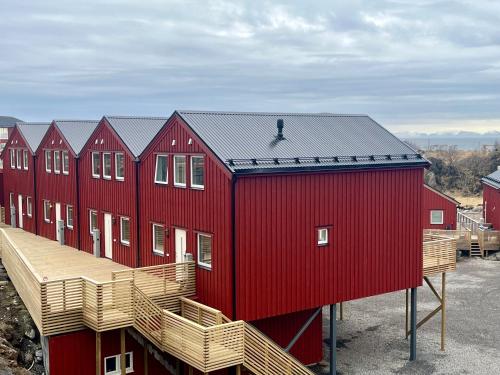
[
  {"left": 2, "top": 128, "right": 37, "bottom": 233},
  {"left": 139, "top": 116, "right": 233, "bottom": 316},
  {"left": 251, "top": 308, "right": 323, "bottom": 365},
  {"left": 36, "top": 124, "right": 79, "bottom": 248},
  {"left": 483, "top": 183, "right": 500, "bottom": 229},
  {"left": 235, "top": 168, "right": 424, "bottom": 321},
  {"left": 422, "top": 185, "right": 457, "bottom": 230},
  {"left": 79, "top": 120, "right": 138, "bottom": 267},
  {"left": 48, "top": 329, "right": 173, "bottom": 375}
]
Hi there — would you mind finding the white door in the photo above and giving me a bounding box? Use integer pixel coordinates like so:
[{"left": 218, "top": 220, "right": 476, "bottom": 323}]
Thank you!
[
  {"left": 17, "top": 195, "right": 23, "bottom": 229},
  {"left": 104, "top": 213, "right": 113, "bottom": 259},
  {"left": 55, "top": 203, "right": 62, "bottom": 241},
  {"left": 175, "top": 228, "right": 187, "bottom": 263}
]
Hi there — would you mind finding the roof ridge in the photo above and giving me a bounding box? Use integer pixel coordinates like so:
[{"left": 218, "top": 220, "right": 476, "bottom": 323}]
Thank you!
[
  {"left": 177, "top": 110, "right": 368, "bottom": 117},
  {"left": 55, "top": 119, "right": 99, "bottom": 123},
  {"left": 106, "top": 115, "right": 169, "bottom": 120}
]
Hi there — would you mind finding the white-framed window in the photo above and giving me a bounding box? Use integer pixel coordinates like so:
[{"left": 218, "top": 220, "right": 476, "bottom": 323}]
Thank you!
[
  {"left": 23, "top": 150, "right": 28, "bottom": 170},
  {"left": 66, "top": 205, "right": 74, "bottom": 229},
  {"left": 54, "top": 150, "right": 61, "bottom": 174},
  {"left": 115, "top": 153, "right": 124, "bottom": 181},
  {"left": 92, "top": 152, "right": 100, "bottom": 178},
  {"left": 9, "top": 193, "right": 14, "bottom": 209},
  {"left": 173, "top": 155, "right": 186, "bottom": 187},
  {"left": 154, "top": 154, "right": 168, "bottom": 184},
  {"left": 152, "top": 224, "right": 165, "bottom": 255},
  {"left": 190, "top": 156, "right": 205, "bottom": 189},
  {"left": 26, "top": 197, "right": 32, "bottom": 217},
  {"left": 317, "top": 228, "right": 329, "bottom": 245},
  {"left": 430, "top": 210, "right": 444, "bottom": 225},
  {"left": 43, "top": 201, "right": 51, "bottom": 223},
  {"left": 103, "top": 152, "right": 112, "bottom": 179},
  {"left": 104, "top": 352, "right": 133, "bottom": 375},
  {"left": 197, "top": 233, "right": 212, "bottom": 269},
  {"left": 16, "top": 149, "right": 21, "bottom": 169},
  {"left": 89, "top": 210, "right": 98, "bottom": 235},
  {"left": 62, "top": 151, "right": 69, "bottom": 175},
  {"left": 45, "top": 150, "right": 52, "bottom": 172},
  {"left": 120, "top": 217, "right": 130, "bottom": 246},
  {"left": 10, "top": 149, "right": 15, "bottom": 169}
]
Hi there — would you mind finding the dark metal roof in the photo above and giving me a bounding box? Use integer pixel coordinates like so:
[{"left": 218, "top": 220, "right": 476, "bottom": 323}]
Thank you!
[
  {"left": 176, "top": 110, "right": 428, "bottom": 173},
  {"left": 482, "top": 169, "right": 500, "bottom": 189},
  {"left": 16, "top": 122, "right": 50, "bottom": 153},
  {"left": 105, "top": 116, "right": 169, "bottom": 158},
  {"left": 0, "top": 116, "right": 22, "bottom": 127},
  {"left": 54, "top": 120, "right": 99, "bottom": 156}
]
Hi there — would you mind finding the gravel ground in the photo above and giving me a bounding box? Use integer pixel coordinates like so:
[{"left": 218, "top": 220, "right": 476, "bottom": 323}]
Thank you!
[{"left": 311, "top": 257, "right": 500, "bottom": 374}]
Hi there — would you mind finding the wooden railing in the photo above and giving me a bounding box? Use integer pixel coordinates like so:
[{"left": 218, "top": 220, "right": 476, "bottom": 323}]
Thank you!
[
  {"left": 423, "top": 234, "right": 457, "bottom": 277},
  {"left": 478, "top": 230, "right": 500, "bottom": 255},
  {"left": 457, "top": 211, "right": 484, "bottom": 234},
  {"left": 424, "top": 229, "right": 470, "bottom": 250}
]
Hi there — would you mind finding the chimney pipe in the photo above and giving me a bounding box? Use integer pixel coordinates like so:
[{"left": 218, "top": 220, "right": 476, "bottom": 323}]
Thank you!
[{"left": 277, "top": 119, "right": 284, "bottom": 140}]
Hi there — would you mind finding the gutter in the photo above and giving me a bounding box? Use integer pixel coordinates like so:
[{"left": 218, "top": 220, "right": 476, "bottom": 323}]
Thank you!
[
  {"left": 32, "top": 154, "right": 38, "bottom": 235},
  {"left": 231, "top": 175, "right": 238, "bottom": 320}
]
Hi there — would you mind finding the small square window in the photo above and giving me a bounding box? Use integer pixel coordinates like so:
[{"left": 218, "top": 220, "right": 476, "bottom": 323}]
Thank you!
[
  {"left": 430, "top": 210, "right": 444, "bottom": 225},
  {"left": 104, "top": 352, "right": 133, "bottom": 375},
  {"left": 154, "top": 155, "right": 168, "bottom": 184},
  {"left": 317, "top": 228, "right": 329, "bottom": 245},
  {"left": 92, "top": 152, "right": 100, "bottom": 178},
  {"left": 67, "top": 205, "right": 74, "bottom": 229},
  {"left": 197, "top": 233, "right": 212, "bottom": 269},
  {"left": 120, "top": 217, "right": 130, "bottom": 246},
  {"left": 62, "top": 151, "right": 69, "bottom": 174},
  {"left": 115, "top": 153, "right": 124, "bottom": 181},
  {"left": 27, "top": 197, "right": 32, "bottom": 217},
  {"left": 190, "top": 156, "right": 204, "bottom": 189},
  {"left": 23, "top": 150, "right": 28, "bottom": 170},
  {"left": 103, "top": 152, "right": 112, "bottom": 179},
  {"left": 43, "top": 201, "right": 51, "bottom": 223},
  {"left": 153, "top": 224, "right": 165, "bottom": 255},
  {"left": 45, "top": 150, "right": 52, "bottom": 172},
  {"left": 54, "top": 150, "right": 61, "bottom": 174},
  {"left": 173, "top": 155, "right": 186, "bottom": 187}
]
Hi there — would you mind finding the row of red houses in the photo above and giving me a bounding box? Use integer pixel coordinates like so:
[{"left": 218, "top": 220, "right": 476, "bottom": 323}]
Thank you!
[{"left": 2, "top": 111, "right": 461, "bottom": 374}]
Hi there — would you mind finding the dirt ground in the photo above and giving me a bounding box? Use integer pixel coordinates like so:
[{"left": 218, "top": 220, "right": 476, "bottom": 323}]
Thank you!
[{"left": 311, "top": 257, "right": 500, "bottom": 374}]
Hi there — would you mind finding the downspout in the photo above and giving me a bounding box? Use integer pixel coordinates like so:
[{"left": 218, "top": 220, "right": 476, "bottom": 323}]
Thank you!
[
  {"left": 231, "top": 174, "right": 238, "bottom": 320},
  {"left": 33, "top": 154, "right": 38, "bottom": 235},
  {"left": 135, "top": 160, "right": 141, "bottom": 268},
  {"left": 75, "top": 157, "right": 81, "bottom": 250}
]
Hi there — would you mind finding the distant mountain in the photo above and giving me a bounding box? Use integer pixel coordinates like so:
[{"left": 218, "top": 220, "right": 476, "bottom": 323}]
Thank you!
[{"left": 395, "top": 130, "right": 500, "bottom": 139}]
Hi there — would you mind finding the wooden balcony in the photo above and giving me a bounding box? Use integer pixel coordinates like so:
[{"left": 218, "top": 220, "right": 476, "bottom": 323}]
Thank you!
[{"left": 423, "top": 233, "right": 457, "bottom": 277}]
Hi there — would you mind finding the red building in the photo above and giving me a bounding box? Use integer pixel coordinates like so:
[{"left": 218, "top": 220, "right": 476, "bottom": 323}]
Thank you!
[
  {"left": 138, "top": 111, "right": 429, "bottom": 364},
  {"left": 35, "top": 120, "right": 99, "bottom": 248},
  {"left": 78, "top": 116, "right": 168, "bottom": 266},
  {"left": 422, "top": 184, "right": 459, "bottom": 230},
  {"left": 3, "top": 122, "right": 50, "bottom": 232},
  {"left": 0, "top": 116, "right": 22, "bottom": 206},
  {"left": 482, "top": 168, "right": 500, "bottom": 229}
]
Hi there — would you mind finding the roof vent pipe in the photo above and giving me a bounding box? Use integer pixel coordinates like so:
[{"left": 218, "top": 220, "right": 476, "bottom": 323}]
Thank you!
[{"left": 277, "top": 119, "right": 284, "bottom": 140}]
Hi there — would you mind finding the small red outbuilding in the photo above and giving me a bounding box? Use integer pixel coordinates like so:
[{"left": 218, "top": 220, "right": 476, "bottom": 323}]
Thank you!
[
  {"left": 482, "top": 168, "right": 500, "bottom": 229},
  {"left": 422, "top": 184, "right": 459, "bottom": 230}
]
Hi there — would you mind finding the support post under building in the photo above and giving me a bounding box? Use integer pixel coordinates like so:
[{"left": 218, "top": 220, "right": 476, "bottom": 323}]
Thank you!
[
  {"left": 330, "top": 304, "right": 337, "bottom": 375},
  {"left": 410, "top": 288, "right": 417, "bottom": 361}
]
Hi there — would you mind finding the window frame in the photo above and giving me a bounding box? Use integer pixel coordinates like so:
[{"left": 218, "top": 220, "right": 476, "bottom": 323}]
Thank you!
[
  {"left": 53, "top": 150, "right": 61, "bottom": 174},
  {"left": 197, "top": 233, "right": 212, "bottom": 270},
  {"left": 62, "top": 151, "right": 69, "bottom": 175},
  {"left": 152, "top": 223, "right": 165, "bottom": 255},
  {"left": 43, "top": 200, "right": 51, "bottom": 223},
  {"left": 115, "top": 153, "right": 125, "bottom": 181},
  {"left": 190, "top": 155, "right": 205, "bottom": 189},
  {"left": 173, "top": 155, "right": 187, "bottom": 188},
  {"left": 23, "top": 150, "right": 28, "bottom": 170},
  {"left": 120, "top": 217, "right": 130, "bottom": 246},
  {"left": 430, "top": 210, "right": 444, "bottom": 225},
  {"left": 91, "top": 152, "right": 100, "bottom": 178},
  {"left": 10, "top": 149, "right": 15, "bottom": 169},
  {"left": 317, "top": 228, "right": 329, "bottom": 246},
  {"left": 102, "top": 152, "right": 112, "bottom": 180},
  {"left": 154, "top": 154, "right": 168, "bottom": 185},
  {"left": 89, "top": 210, "right": 98, "bottom": 235},
  {"left": 45, "top": 150, "right": 52, "bottom": 173},
  {"left": 26, "top": 196, "right": 32, "bottom": 217},
  {"left": 66, "top": 205, "right": 74, "bottom": 229},
  {"left": 16, "top": 149, "right": 21, "bottom": 169}
]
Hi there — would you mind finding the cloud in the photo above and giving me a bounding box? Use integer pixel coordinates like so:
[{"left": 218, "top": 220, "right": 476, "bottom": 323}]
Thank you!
[{"left": 0, "top": 0, "right": 499, "bottom": 132}]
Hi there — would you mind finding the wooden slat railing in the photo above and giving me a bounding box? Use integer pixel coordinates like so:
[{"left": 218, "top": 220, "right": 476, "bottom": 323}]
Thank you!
[
  {"left": 424, "top": 229, "right": 470, "bottom": 250},
  {"left": 423, "top": 234, "right": 457, "bottom": 277},
  {"left": 478, "top": 230, "right": 500, "bottom": 255},
  {"left": 180, "top": 297, "right": 223, "bottom": 326}
]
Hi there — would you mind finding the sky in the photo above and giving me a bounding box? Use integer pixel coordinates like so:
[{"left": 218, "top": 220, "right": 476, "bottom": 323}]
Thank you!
[{"left": 1, "top": 0, "right": 500, "bottom": 134}]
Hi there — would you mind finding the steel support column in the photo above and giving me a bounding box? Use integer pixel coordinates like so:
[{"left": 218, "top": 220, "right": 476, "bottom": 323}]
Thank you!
[
  {"left": 330, "top": 304, "right": 337, "bottom": 375},
  {"left": 410, "top": 288, "right": 417, "bottom": 361}
]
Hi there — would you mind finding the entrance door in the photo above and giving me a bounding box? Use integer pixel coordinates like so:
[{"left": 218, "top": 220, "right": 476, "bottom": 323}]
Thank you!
[
  {"left": 17, "top": 195, "right": 23, "bottom": 229},
  {"left": 175, "top": 228, "right": 187, "bottom": 263},
  {"left": 55, "top": 203, "right": 61, "bottom": 241},
  {"left": 104, "top": 213, "right": 113, "bottom": 259}
]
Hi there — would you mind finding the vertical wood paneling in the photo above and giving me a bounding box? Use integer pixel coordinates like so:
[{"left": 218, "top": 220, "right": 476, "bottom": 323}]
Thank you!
[
  {"left": 2, "top": 128, "right": 37, "bottom": 233},
  {"left": 235, "top": 167, "right": 424, "bottom": 321},
  {"left": 79, "top": 120, "right": 138, "bottom": 267},
  {"left": 139, "top": 116, "right": 233, "bottom": 317},
  {"left": 483, "top": 183, "right": 500, "bottom": 229},
  {"left": 422, "top": 186, "right": 458, "bottom": 230},
  {"left": 35, "top": 124, "right": 79, "bottom": 248}
]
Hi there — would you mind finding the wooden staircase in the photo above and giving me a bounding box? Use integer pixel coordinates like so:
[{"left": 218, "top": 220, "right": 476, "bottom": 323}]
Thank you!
[{"left": 469, "top": 240, "right": 482, "bottom": 257}]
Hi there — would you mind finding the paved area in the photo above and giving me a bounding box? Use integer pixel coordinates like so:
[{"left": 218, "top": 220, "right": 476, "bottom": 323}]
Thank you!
[{"left": 312, "top": 257, "right": 500, "bottom": 374}]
